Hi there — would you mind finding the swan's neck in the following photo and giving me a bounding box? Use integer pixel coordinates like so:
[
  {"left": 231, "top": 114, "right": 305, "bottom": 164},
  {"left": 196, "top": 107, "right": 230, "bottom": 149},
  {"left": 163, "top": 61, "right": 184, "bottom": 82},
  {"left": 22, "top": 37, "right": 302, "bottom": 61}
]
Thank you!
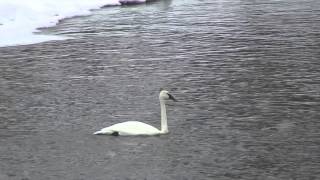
[{"left": 160, "top": 99, "right": 168, "bottom": 134}]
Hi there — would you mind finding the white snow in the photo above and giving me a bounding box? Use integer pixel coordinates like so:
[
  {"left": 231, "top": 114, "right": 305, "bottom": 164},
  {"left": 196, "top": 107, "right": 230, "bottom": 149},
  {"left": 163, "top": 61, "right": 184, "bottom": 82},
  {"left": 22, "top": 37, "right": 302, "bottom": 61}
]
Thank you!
[{"left": 0, "top": 0, "right": 146, "bottom": 47}]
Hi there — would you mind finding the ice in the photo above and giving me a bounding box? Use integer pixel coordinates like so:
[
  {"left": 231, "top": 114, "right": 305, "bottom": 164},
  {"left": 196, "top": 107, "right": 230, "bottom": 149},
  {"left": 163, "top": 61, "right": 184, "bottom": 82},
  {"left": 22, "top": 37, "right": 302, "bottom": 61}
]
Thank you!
[{"left": 0, "top": 0, "right": 145, "bottom": 47}]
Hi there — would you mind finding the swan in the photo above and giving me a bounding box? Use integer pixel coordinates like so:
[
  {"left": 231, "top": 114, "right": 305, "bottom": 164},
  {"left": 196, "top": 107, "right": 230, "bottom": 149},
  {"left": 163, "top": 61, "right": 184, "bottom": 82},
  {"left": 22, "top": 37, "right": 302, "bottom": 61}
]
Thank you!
[{"left": 93, "top": 89, "right": 177, "bottom": 136}]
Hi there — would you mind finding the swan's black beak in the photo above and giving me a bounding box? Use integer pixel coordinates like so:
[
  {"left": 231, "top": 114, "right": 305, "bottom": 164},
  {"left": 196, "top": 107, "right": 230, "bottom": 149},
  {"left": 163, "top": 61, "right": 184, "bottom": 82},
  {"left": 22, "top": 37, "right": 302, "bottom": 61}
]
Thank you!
[{"left": 168, "top": 93, "right": 177, "bottom": 102}]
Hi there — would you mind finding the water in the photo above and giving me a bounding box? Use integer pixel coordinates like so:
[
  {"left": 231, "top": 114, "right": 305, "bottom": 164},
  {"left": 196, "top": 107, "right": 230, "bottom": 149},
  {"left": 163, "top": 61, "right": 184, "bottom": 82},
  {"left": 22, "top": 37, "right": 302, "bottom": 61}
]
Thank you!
[{"left": 0, "top": 0, "right": 320, "bottom": 179}]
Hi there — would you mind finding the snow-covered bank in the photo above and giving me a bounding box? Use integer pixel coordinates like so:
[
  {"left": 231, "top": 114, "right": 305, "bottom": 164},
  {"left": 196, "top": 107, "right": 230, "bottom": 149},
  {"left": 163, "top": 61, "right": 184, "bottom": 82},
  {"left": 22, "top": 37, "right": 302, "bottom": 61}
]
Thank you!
[{"left": 0, "top": 0, "right": 146, "bottom": 47}]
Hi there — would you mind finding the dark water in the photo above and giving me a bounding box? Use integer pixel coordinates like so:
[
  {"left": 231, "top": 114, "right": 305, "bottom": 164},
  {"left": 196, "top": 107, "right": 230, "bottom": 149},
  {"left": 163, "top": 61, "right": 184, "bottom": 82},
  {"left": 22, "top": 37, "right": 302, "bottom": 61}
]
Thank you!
[{"left": 1, "top": 0, "right": 320, "bottom": 179}]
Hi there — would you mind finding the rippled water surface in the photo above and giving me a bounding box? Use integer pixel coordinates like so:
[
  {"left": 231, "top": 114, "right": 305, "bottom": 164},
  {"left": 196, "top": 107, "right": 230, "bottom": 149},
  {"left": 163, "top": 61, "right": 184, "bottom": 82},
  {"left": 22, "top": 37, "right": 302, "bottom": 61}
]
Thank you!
[{"left": 1, "top": 0, "right": 320, "bottom": 179}]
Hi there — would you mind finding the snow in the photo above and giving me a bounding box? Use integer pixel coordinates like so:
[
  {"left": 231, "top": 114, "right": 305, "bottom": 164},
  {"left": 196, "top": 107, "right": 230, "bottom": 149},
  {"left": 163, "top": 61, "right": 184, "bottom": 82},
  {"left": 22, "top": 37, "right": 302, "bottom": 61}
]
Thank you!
[{"left": 0, "top": 0, "right": 145, "bottom": 47}]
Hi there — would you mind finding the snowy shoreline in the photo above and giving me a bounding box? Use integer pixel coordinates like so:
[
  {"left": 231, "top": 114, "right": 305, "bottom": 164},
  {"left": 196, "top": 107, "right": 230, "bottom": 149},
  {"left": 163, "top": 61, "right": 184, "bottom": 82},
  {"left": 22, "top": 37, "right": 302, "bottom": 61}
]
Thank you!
[{"left": 0, "top": 0, "right": 146, "bottom": 47}]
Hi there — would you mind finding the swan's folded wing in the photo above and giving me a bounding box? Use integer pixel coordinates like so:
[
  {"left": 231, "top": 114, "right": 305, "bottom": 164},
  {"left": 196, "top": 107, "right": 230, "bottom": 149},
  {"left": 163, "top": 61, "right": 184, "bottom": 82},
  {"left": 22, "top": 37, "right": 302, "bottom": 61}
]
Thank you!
[{"left": 107, "top": 121, "right": 161, "bottom": 135}]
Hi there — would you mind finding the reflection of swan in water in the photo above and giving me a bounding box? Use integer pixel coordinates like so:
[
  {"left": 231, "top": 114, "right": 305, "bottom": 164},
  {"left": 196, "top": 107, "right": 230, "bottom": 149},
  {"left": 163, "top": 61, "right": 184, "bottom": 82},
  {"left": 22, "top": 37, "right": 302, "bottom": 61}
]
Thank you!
[{"left": 93, "top": 89, "right": 177, "bottom": 136}]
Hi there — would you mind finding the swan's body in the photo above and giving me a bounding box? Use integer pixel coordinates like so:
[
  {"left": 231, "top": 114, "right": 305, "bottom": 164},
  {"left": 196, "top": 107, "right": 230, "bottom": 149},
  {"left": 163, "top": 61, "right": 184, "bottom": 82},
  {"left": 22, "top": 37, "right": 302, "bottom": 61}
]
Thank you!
[
  {"left": 93, "top": 90, "right": 176, "bottom": 136},
  {"left": 94, "top": 121, "right": 162, "bottom": 136}
]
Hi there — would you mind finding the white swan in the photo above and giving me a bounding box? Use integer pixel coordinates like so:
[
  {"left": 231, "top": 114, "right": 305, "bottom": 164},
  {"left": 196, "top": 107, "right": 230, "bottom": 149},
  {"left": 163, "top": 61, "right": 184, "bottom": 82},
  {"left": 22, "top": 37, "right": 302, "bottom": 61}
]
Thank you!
[{"left": 93, "top": 89, "right": 177, "bottom": 136}]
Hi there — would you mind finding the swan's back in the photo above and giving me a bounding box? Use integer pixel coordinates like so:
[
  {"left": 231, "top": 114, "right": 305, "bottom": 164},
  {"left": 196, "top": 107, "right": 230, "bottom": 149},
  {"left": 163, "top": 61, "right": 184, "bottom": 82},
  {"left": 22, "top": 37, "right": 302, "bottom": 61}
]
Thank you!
[{"left": 94, "top": 121, "right": 161, "bottom": 136}]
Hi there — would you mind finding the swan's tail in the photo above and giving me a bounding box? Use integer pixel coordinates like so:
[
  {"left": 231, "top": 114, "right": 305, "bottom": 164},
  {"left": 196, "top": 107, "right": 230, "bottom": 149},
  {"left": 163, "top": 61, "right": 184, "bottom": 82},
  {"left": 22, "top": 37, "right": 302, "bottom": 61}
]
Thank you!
[
  {"left": 93, "top": 130, "right": 104, "bottom": 135},
  {"left": 93, "top": 128, "right": 114, "bottom": 135}
]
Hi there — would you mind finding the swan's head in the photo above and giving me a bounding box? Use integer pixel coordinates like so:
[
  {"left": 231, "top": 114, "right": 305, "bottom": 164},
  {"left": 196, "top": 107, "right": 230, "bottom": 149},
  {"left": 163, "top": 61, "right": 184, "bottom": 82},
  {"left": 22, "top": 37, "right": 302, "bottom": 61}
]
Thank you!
[{"left": 159, "top": 89, "right": 177, "bottom": 102}]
